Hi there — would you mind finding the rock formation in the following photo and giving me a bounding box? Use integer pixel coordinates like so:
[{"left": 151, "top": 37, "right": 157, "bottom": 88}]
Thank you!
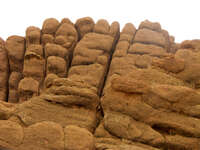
[{"left": 0, "top": 18, "right": 199, "bottom": 150}]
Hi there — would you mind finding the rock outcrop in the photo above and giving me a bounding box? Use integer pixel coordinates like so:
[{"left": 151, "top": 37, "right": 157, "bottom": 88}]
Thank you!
[{"left": 0, "top": 17, "right": 199, "bottom": 150}]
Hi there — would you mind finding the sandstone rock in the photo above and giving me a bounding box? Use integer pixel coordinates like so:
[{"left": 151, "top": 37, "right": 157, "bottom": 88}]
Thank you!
[
  {"left": 180, "top": 39, "right": 200, "bottom": 51},
  {"left": 42, "top": 18, "right": 60, "bottom": 34},
  {"left": 139, "top": 20, "right": 162, "bottom": 32},
  {"left": 103, "top": 111, "right": 164, "bottom": 146},
  {"left": 46, "top": 56, "right": 67, "bottom": 77},
  {"left": 95, "top": 138, "right": 160, "bottom": 150},
  {"left": 152, "top": 55, "right": 185, "bottom": 73},
  {"left": 94, "top": 19, "right": 110, "bottom": 35},
  {"left": 55, "top": 23, "right": 78, "bottom": 50},
  {"left": 26, "top": 26, "right": 41, "bottom": 47},
  {"left": 75, "top": 17, "right": 95, "bottom": 39},
  {"left": 23, "top": 50, "right": 45, "bottom": 83},
  {"left": 134, "top": 28, "right": 166, "bottom": 47},
  {"left": 5, "top": 36, "right": 25, "bottom": 72},
  {"left": 0, "top": 120, "right": 23, "bottom": 146},
  {"left": 41, "top": 34, "right": 54, "bottom": 45},
  {"left": 0, "top": 101, "right": 15, "bottom": 119},
  {"left": 64, "top": 125, "right": 95, "bottom": 150},
  {"left": 44, "top": 73, "right": 59, "bottom": 88},
  {"left": 26, "top": 44, "right": 43, "bottom": 57},
  {"left": 8, "top": 72, "right": 23, "bottom": 103},
  {"left": 45, "top": 43, "right": 68, "bottom": 59},
  {"left": 128, "top": 43, "right": 166, "bottom": 57},
  {"left": 109, "top": 21, "right": 120, "bottom": 38},
  {"left": 61, "top": 18, "right": 74, "bottom": 25},
  {"left": 13, "top": 97, "right": 97, "bottom": 132},
  {"left": 0, "top": 40, "right": 8, "bottom": 101},
  {"left": 175, "top": 49, "right": 200, "bottom": 86},
  {"left": 18, "top": 121, "right": 64, "bottom": 150},
  {"left": 165, "top": 135, "right": 200, "bottom": 150},
  {"left": 42, "top": 77, "right": 99, "bottom": 109},
  {"left": 18, "top": 77, "right": 39, "bottom": 102},
  {"left": 143, "top": 84, "right": 200, "bottom": 117}
]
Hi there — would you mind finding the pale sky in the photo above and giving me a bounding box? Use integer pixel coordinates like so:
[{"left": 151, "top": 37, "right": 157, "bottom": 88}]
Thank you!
[{"left": 0, "top": 0, "right": 199, "bottom": 43}]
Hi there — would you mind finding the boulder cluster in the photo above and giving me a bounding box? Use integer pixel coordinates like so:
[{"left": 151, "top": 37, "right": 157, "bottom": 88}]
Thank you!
[{"left": 0, "top": 17, "right": 200, "bottom": 150}]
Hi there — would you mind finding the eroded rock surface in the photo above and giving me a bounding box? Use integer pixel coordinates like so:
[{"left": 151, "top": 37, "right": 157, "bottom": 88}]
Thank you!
[{"left": 0, "top": 18, "right": 199, "bottom": 150}]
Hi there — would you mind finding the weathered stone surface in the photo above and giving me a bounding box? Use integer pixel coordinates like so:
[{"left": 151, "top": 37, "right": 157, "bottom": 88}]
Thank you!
[
  {"left": 64, "top": 125, "right": 95, "bottom": 150},
  {"left": 180, "top": 39, "right": 200, "bottom": 51},
  {"left": 0, "top": 18, "right": 200, "bottom": 150},
  {"left": 46, "top": 56, "right": 67, "bottom": 77},
  {"left": 8, "top": 72, "right": 23, "bottom": 103},
  {"left": 134, "top": 28, "right": 166, "bottom": 47},
  {"left": 18, "top": 77, "right": 39, "bottom": 102},
  {"left": 128, "top": 43, "right": 166, "bottom": 57},
  {"left": 13, "top": 97, "right": 97, "bottom": 132},
  {"left": 0, "top": 120, "right": 23, "bottom": 146},
  {"left": 55, "top": 23, "right": 78, "bottom": 50},
  {"left": 103, "top": 111, "right": 164, "bottom": 146},
  {"left": 152, "top": 55, "right": 185, "bottom": 73},
  {"left": 42, "top": 18, "right": 60, "bottom": 35},
  {"left": 45, "top": 43, "right": 68, "bottom": 59},
  {"left": 18, "top": 121, "right": 64, "bottom": 150},
  {"left": 75, "top": 17, "right": 95, "bottom": 39},
  {"left": 5, "top": 36, "right": 25, "bottom": 72},
  {"left": 139, "top": 20, "right": 162, "bottom": 32},
  {"left": 42, "top": 78, "right": 99, "bottom": 109},
  {"left": 23, "top": 48, "right": 45, "bottom": 83},
  {"left": 26, "top": 26, "right": 41, "bottom": 47},
  {"left": 0, "top": 39, "right": 8, "bottom": 101}
]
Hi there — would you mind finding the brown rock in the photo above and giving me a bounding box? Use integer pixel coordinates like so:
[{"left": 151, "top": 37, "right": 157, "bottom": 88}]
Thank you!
[
  {"left": 165, "top": 135, "right": 200, "bottom": 150},
  {"left": 64, "top": 125, "right": 95, "bottom": 150},
  {"left": 45, "top": 43, "right": 68, "bottom": 59},
  {"left": 94, "top": 19, "right": 110, "bottom": 35},
  {"left": 18, "top": 77, "right": 39, "bottom": 102},
  {"left": 26, "top": 44, "right": 43, "bottom": 57},
  {"left": 44, "top": 73, "right": 58, "bottom": 88},
  {"left": 128, "top": 43, "right": 166, "bottom": 57},
  {"left": 26, "top": 26, "right": 41, "bottom": 47},
  {"left": 55, "top": 23, "right": 78, "bottom": 50},
  {"left": 152, "top": 55, "right": 185, "bottom": 73},
  {"left": 8, "top": 72, "right": 23, "bottom": 103},
  {"left": 111, "top": 76, "right": 150, "bottom": 94},
  {"left": 134, "top": 28, "right": 166, "bottom": 47},
  {"left": 41, "top": 34, "right": 54, "bottom": 45},
  {"left": 42, "top": 77, "right": 99, "bottom": 109},
  {"left": 180, "top": 39, "right": 200, "bottom": 51},
  {"left": 5, "top": 36, "right": 25, "bottom": 72},
  {"left": 18, "top": 121, "right": 64, "bottom": 150},
  {"left": 103, "top": 111, "right": 164, "bottom": 146},
  {"left": 0, "top": 120, "right": 23, "bottom": 146},
  {"left": 61, "top": 18, "right": 74, "bottom": 26},
  {"left": 46, "top": 56, "right": 67, "bottom": 77},
  {"left": 75, "top": 17, "right": 95, "bottom": 39},
  {"left": 144, "top": 84, "right": 200, "bottom": 117},
  {"left": 23, "top": 50, "right": 45, "bottom": 83},
  {"left": 0, "top": 40, "right": 8, "bottom": 101},
  {"left": 139, "top": 20, "right": 162, "bottom": 31},
  {"left": 14, "top": 97, "right": 97, "bottom": 132},
  {"left": 42, "top": 18, "right": 60, "bottom": 34}
]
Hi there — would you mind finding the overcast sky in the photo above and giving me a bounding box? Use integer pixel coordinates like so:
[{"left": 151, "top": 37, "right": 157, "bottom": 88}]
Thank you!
[{"left": 0, "top": 0, "right": 199, "bottom": 43}]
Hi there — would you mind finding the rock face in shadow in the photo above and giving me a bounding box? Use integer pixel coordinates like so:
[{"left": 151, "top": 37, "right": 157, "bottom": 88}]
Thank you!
[{"left": 0, "top": 18, "right": 200, "bottom": 150}]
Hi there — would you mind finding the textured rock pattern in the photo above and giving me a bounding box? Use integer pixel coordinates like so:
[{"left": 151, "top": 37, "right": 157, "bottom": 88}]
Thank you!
[{"left": 0, "top": 18, "right": 199, "bottom": 150}]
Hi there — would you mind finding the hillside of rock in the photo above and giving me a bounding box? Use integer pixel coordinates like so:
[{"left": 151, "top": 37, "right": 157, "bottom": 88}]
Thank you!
[{"left": 0, "top": 17, "right": 199, "bottom": 150}]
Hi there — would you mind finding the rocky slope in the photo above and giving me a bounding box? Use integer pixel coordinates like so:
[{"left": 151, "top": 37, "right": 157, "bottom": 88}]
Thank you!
[{"left": 0, "top": 17, "right": 200, "bottom": 150}]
